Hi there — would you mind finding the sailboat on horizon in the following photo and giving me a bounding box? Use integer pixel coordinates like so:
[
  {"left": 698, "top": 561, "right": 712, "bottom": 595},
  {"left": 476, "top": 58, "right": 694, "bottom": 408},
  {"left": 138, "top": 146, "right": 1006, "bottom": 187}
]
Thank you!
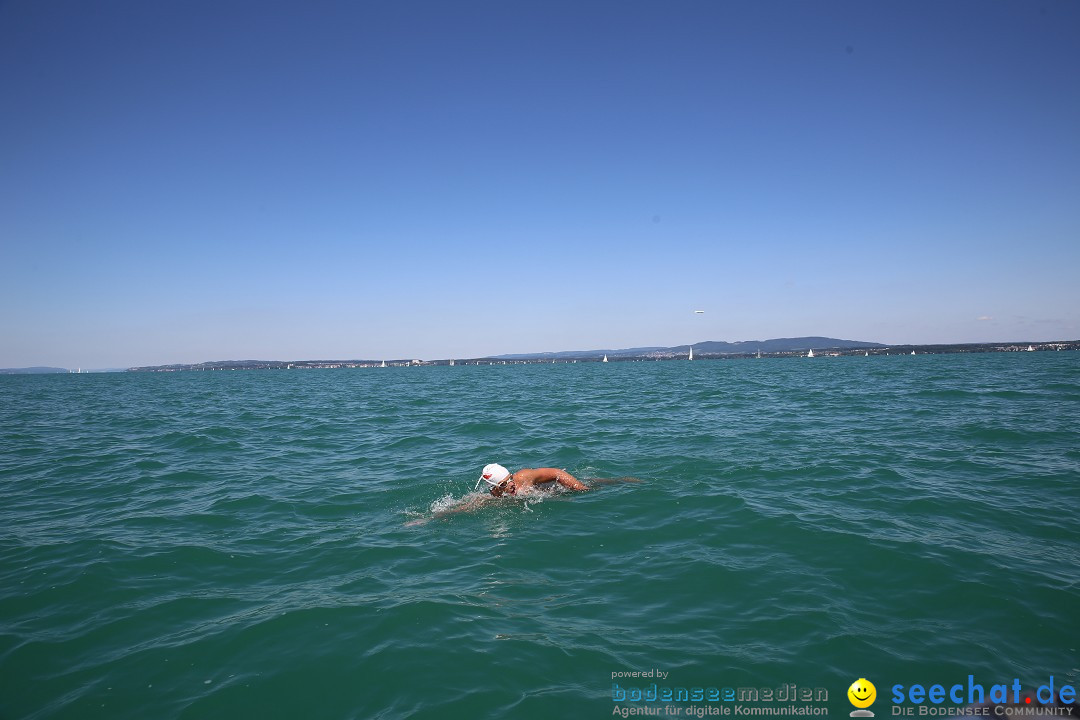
[
  {"left": 688, "top": 346, "right": 693, "bottom": 361},
  {"left": 602, "top": 355, "right": 608, "bottom": 363},
  {"left": 807, "top": 349, "right": 814, "bottom": 358}
]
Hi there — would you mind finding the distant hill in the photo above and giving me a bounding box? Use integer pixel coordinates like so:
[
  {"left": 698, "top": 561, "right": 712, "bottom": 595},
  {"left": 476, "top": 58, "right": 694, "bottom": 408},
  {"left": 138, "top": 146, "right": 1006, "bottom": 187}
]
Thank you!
[
  {"left": 685, "top": 337, "right": 886, "bottom": 353},
  {"left": 0, "top": 366, "right": 70, "bottom": 374},
  {"left": 495, "top": 337, "right": 885, "bottom": 360},
  {"left": 497, "top": 345, "right": 669, "bottom": 360}
]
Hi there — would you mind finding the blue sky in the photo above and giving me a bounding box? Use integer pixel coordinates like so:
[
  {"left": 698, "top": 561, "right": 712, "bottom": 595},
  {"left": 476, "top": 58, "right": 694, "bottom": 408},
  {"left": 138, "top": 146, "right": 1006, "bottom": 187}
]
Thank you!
[{"left": 2, "top": 1, "right": 1078, "bottom": 367}]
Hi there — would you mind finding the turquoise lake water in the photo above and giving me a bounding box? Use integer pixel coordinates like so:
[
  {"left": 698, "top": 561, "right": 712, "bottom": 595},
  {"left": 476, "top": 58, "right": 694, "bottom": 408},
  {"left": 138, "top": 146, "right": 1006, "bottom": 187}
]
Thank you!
[{"left": 2, "top": 353, "right": 1078, "bottom": 719}]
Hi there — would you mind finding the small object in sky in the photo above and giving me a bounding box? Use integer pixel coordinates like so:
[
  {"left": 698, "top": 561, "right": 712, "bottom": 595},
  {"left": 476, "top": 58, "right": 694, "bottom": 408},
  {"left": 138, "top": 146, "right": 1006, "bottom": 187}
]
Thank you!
[{"left": 693, "top": 310, "right": 704, "bottom": 314}]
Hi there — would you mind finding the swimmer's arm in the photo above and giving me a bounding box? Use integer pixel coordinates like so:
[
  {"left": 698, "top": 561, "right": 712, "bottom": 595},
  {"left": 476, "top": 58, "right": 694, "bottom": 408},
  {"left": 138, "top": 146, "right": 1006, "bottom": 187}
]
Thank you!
[
  {"left": 431, "top": 495, "right": 492, "bottom": 519},
  {"left": 523, "top": 468, "right": 588, "bottom": 491},
  {"left": 405, "top": 495, "right": 492, "bottom": 526},
  {"left": 557, "top": 471, "right": 587, "bottom": 491}
]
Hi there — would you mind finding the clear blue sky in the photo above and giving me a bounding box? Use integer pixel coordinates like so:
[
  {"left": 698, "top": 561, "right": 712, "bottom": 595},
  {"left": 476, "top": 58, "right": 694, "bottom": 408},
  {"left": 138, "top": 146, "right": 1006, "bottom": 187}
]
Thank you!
[{"left": 2, "top": 1, "right": 1078, "bottom": 367}]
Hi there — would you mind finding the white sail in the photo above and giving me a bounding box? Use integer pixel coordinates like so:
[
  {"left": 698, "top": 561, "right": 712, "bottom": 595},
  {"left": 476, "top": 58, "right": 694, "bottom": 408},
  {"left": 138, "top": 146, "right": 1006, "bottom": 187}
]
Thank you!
[
  {"left": 807, "top": 349, "right": 814, "bottom": 358},
  {"left": 602, "top": 355, "right": 608, "bottom": 363},
  {"left": 688, "top": 346, "right": 693, "bottom": 361}
]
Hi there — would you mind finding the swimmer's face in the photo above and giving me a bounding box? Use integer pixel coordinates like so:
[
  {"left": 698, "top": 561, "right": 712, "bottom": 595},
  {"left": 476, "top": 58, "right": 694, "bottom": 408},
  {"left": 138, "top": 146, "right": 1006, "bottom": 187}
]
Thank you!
[{"left": 491, "top": 479, "right": 516, "bottom": 497}]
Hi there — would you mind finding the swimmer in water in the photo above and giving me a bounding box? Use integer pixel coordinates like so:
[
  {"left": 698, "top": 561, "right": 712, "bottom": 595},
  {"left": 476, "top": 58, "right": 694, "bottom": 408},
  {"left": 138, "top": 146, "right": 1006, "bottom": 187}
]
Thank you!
[
  {"left": 476, "top": 463, "right": 587, "bottom": 496},
  {"left": 403, "top": 464, "right": 640, "bottom": 525}
]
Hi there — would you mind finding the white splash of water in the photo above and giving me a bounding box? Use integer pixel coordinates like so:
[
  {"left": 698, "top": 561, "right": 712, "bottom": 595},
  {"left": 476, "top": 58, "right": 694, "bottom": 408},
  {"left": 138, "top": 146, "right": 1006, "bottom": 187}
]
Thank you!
[{"left": 429, "top": 493, "right": 464, "bottom": 514}]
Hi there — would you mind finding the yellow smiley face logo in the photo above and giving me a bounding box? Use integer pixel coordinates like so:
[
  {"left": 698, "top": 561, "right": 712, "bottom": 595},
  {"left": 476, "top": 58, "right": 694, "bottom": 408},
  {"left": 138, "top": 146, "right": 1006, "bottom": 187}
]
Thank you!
[{"left": 848, "top": 678, "right": 876, "bottom": 708}]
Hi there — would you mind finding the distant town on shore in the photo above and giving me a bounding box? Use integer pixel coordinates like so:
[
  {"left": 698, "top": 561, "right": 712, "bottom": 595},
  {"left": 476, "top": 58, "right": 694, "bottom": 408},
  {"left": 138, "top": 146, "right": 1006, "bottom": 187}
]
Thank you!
[{"left": 3, "top": 337, "right": 1076, "bottom": 374}]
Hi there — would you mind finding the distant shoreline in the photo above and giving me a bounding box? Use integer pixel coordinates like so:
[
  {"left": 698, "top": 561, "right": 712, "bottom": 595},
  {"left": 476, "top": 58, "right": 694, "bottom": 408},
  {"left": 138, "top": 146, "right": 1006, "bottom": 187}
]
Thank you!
[{"left": 120, "top": 340, "right": 1079, "bottom": 372}]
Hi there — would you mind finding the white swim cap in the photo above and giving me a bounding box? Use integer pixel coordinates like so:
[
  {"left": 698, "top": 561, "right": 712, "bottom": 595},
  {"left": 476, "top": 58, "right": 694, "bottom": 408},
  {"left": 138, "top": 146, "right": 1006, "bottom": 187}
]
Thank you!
[{"left": 476, "top": 463, "right": 510, "bottom": 490}]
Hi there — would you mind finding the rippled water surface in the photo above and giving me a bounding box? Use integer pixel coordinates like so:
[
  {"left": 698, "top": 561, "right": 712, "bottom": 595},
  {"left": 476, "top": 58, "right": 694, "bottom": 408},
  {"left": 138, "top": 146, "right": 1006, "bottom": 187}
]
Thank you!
[{"left": 2, "top": 353, "right": 1078, "bottom": 719}]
